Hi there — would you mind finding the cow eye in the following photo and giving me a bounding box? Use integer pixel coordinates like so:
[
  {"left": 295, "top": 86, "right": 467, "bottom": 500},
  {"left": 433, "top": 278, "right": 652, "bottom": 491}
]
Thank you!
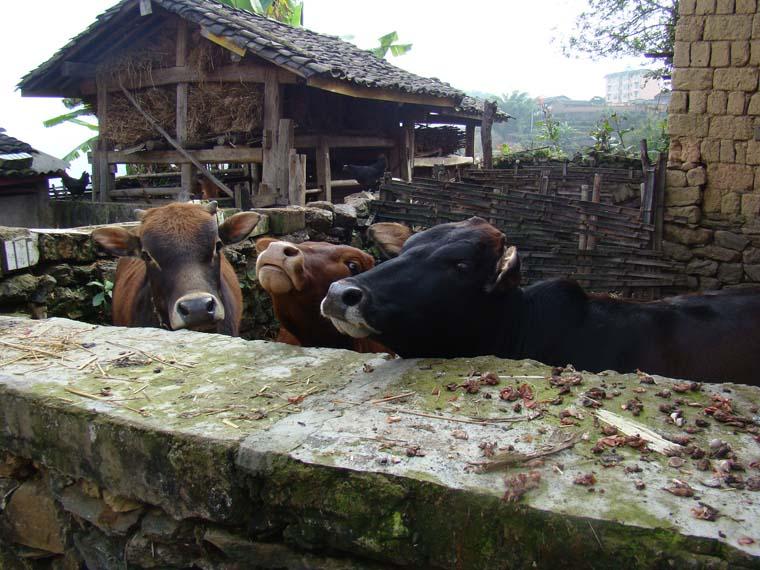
[
  {"left": 141, "top": 250, "right": 154, "bottom": 263},
  {"left": 215, "top": 241, "right": 224, "bottom": 253},
  {"left": 455, "top": 261, "right": 469, "bottom": 272},
  {"left": 346, "top": 261, "right": 361, "bottom": 275}
]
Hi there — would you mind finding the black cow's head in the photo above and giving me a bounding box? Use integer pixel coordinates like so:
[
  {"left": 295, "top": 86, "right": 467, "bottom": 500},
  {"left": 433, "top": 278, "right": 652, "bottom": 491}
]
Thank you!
[
  {"left": 92, "top": 202, "right": 260, "bottom": 331},
  {"left": 320, "top": 217, "right": 521, "bottom": 357}
]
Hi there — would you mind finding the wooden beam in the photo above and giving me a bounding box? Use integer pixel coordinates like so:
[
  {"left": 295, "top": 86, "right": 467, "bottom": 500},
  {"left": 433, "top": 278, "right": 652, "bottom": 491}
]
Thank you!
[
  {"left": 61, "top": 62, "right": 95, "bottom": 78},
  {"left": 295, "top": 134, "right": 395, "bottom": 149},
  {"left": 105, "top": 147, "right": 263, "bottom": 165},
  {"left": 465, "top": 124, "right": 475, "bottom": 158},
  {"left": 316, "top": 139, "right": 331, "bottom": 202},
  {"left": 288, "top": 150, "right": 306, "bottom": 206},
  {"left": 307, "top": 76, "right": 460, "bottom": 108},
  {"left": 176, "top": 20, "right": 192, "bottom": 202},
  {"left": 262, "top": 68, "right": 283, "bottom": 203},
  {"left": 400, "top": 118, "right": 415, "bottom": 182},
  {"left": 277, "top": 119, "right": 294, "bottom": 204},
  {"left": 95, "top": 76, "right": 114, "bottom": 203},
  {"left": 139, "top": 0, "right": 153, "bottom": 16},
  {"left": 200, "top": 27, "right": 246, "bottom": 57},
  {"left": 110, "top": 187, "right": 182, "bottom": 199},
  {"left": 80, "top": 63, "right": 298, "bottom": 95},
  {"left": 480, "top": 100, "right": 496, "bottom": 169}
]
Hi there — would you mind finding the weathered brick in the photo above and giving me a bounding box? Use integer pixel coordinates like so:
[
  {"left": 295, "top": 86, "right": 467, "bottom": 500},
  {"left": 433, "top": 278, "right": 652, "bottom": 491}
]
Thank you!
[
  {"left": 721, "top": 191, "right": 742, "bottom": 214},
  {"left": 744, "top": 247, "right": 760, "bottom": 263},
  {"left": 736, "top": 141, "right": 748, "bottom": 163},
  {"left": 749, "top": 141, "right": 760, "bottom": 164},
  {"left": 674, "top": 41, "right": 691, "bottom": 67},
  {"left": 708, "top": 163, "right": 755, "bottom": 189},
  {"left": 744, "top": 264, "right": 760, "bottom": 281},
  {"left": 687, "top": 258, "right": 719, "bottom": 275},
  {"left": 686, "top": 166, "right": 707, "bottom": 186},
  {"left": 700, "top": 276, "right": 722, "bottom": 290},
  {"left": 728, "top": 91, "right": 747, "bottom": 114},
  {"left": 720, "top": 139, "right": 736, "bottom": 162},
  {"left": 704, "top": 15, "right": 753, "bottom": 39},
  {"left": 666, "top": 186, "right": 702, "bottom": 205},
  {"left": 666, "top": 169, "right": 688, "bottom": 187},
  {"left": 717, "top": 0, "right": 735, "bottom": 12},
  {"left": 707, "top": 91, "right": 728, "bottom": 114},
  {"left": 753, "top": 13, "right": 760, "bottom": 37},
  {"left": 692, "top": 41, "right": 712, "bottom": 66},
  {"left": 701, "top": 138, "right": 722, "bottom": 162},
  {"left": 695, "top": 244, "right": 742, "bottom": 261},
  {"left": 668, "top": 114, "right": 710, "bottom": 137},
  {"left": 689, "top": 90, "right": 708, "bottom": 113},
  {"left": 742, "top": 193, "right": 760, "bottom": 216},
  {"left": 718, "top": 262, "right": 744, "bottom": 284},
  {"left": 669, "top": 91, "right": 688, "bottom": 113},
  {"left": 711, "top": 41, "right": 731, "bottom": 66},
  {"left": 681, "top": 0, "right": 698, "bottom": 13},
  {"left": 663, "top": 240, "right": 695, "bottom": 261},
  {"left": 713, "top": 67, "right": 758, "bottom": 90},
  {"left": 737, "top": 0, "right": 757, "bottom": 12},
  {"left": 682, "top": 139, "right": 702, "bottom": 163},
  {"left": 677, "top": 15, "right": 707, "bottom": 41},
  {"left": 715, "top": 230, "right": 750, "bottom": 250},
  {"left": 704, "top": 185, "right": 722, "bottom": 212},
  {"left": 748, "top": 93, "right": 760, "bottom": 114},
  {"left": 697, "top": 0, "right": 717, "bottom": 13},
  {"left": 667, "top": 205, "right": 702, "bottom": 223},
  {"left": 709, "top": 115, "right": 754, "bottom": 139},
  {"left": 666, "top": 223, "right": 713, "bottom": 245},
  {"left": 732, "top": 40, "right": 751, "bottom": 65},
  {"left": 672, "top": 68, "right": 714, "bottom": 91}
]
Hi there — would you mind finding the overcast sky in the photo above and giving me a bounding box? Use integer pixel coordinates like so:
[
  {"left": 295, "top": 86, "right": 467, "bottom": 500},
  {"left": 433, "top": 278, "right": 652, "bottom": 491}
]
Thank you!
[{"left": 0, "top": 0, "right": 648, "bottom": 174}]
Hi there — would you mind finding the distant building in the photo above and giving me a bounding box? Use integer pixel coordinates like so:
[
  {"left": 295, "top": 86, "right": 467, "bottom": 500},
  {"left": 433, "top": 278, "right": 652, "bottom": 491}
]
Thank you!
[{"left": 604, "top": 69, "right": 664, "bottom": 104}]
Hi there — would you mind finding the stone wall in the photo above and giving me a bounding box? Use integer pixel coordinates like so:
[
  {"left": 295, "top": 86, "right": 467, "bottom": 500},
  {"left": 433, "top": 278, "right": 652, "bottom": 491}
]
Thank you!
[
  {"left": 666, "top": 0, "right": 760, "bottom": 290},
  {"left": 0, "top": 196, "right": 374, "bottom": 340}
]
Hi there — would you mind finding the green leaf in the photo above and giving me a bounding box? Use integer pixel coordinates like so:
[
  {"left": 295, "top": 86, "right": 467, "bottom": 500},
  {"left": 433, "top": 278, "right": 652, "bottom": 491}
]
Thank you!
[
  {"left": 92, "top": 292, "right": 104, "bottom": 307},
  {"left": 377, "top": 31, "right": 398, "bottom": 48},
  {"left": 67, "top": 118, "right": 99, "bottom": 131},
  {"left": 288, "top": 2, "right": 303, "bottom": 26},
  {"left": 371, "top": 46, "right": 388, "bottom": 58},
  {"left": 259, "top": 0, "right": 274, "bottom": 12},
  {"left": 43, "top": 107, "right": 94, "bottom": 128},
  {"left": 389, "top": 43, "right": 412, "bottom": 57},
  {"left": 63, "top": 136, "right": 98, "bottom": 163}
]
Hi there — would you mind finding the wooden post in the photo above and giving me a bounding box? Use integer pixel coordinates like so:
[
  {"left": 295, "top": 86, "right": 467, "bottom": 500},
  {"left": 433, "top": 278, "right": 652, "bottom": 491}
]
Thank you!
[
  {"left": 653, "top": 153, "right": 667, "bottom": 251},
  {"left": 288, "top": 150, "right": 306, "bottom": 206},
  {"left": 579, "top": 184, "right": 590, "bottom": 251},
  {"left": 465, "top": 124, "right": 475, "bottom": 158},
  {"left": 587, "top": 173, "right": 602, "bottom": 251},
  {"left": 400, "top": 119, "right": 415, "bottom": 182},
  {"left": 276, "top": 119, "right": 294, "bottom": 204},
  {"left": 539, "top": 168, "right": 550, "bottom": 195},
  {"left": 95, "top": 76, "right": 113, "bottom": 203},
  {"left": 316, "top": 139, "right": 332, "bottom": 202},
  {"left": 260, "top": 68, "right": 283, "bottom": 205},
  {"left": 480, "top": 100, "right": 497, "bottom": 169},
  {"left": 176, "top": 20, "right": 192, "bottom": 202}
]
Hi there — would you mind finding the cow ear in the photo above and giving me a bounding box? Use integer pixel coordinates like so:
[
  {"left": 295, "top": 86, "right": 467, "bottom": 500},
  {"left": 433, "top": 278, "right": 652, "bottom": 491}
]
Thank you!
[
  {"left": 91, "top": 227, "right": 141, "bottom": 257},
  {"left": 255, "top": 237, "right": 278, "bottom": 254},
  {"left": 368, "top": 222, "right": 413, "bottom": 259},
  {"left": 219, "top": 212, "right": 261, "bottom": 245},
  {"left": 203, "top": 201, "right": 218, "bottom": 214},
  {"left": 134, "top": 209, "right": 148, "bottom": 221},
  {"left": 491, "top": 246, "right": 521, "bottom": 292}
]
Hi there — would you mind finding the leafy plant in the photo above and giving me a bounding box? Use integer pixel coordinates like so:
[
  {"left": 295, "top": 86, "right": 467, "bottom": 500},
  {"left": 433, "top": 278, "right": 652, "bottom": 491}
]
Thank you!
[
  {"left": 535, "top": 103, "right": 572, "bottom": 158},
  {"left": 43, "top": 99, "right": 98, "bottom": 162},
  {"left": 371, "top": 31, "right": 413, "bottom": 59},
  {"left": 88, "top": 279, "right": 114, "bottom": 308},
  {"left": 218, "top": 0, "right": 303, "bottom": 26}
]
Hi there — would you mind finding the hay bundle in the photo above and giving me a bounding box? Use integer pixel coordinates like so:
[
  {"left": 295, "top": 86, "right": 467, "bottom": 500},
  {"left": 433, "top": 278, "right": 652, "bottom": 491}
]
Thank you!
[
  {"left": 188, "top": 82, "right": 263, "bottom": 141},
  {"left": 415, "top": 125, "right": 466, "bottom": 156},
  {"left": 103, "top": 87, "right": 175, "bottom": 147}
]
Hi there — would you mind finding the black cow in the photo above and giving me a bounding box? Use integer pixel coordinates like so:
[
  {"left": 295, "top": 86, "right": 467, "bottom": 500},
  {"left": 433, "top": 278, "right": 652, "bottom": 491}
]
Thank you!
[{"left": 321, "top": 217, "right": 760, "bottom": 384}]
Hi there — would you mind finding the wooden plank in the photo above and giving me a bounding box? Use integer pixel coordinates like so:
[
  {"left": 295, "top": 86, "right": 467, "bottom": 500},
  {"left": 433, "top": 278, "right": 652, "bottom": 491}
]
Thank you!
[
  {"left": 653, "top": 154, "right": 666, "bottom": 251},
  {"left": 200, "top": 27, "right": 246, "bottom": 57},
  {"left": 61, "top": 62, "right": 95, "bottom": 78},
  {"left": 587, "top": 174, "right": 602, "bottom": 251},
  {"left": 465, "top": 124, "right": 475, "bottom": 159},
  {"left": 579, "top": 184, "right": 590, "bottom": 251},
  {"left": 139, "top": 0, "right": 153, "bottom": 15},
  {"left": 306, "top": 76, "right": 460, "bottom": 108},
  {"left": 106, "top": 147, "right": 263, "bottom": 164},
  {"left": 276, "top": 119, "right": 295, "bottom": 204},
  {"left": 295, "top": 134, "right": 395, "bottom": 149},
  {"left": 176, "top": 20, "right": 191, "bottom": 202},
  {"left": 316, "top": 139, "right": 331, "bottom": 202},
  {"left": 110, "top": 187, "right": 182, "bottom": 198},
  {"left": 262, "top": 69, "right": 282, "bottom": 203},
  {"left": 480, "top": 100, "right": 497, "bottom": 169},
  {"left": 95, "top": 76, "right": 113, "bottom": 203},
  {"left": 400, "top": 118, "right": 415, "bottom": 183},
  {"left": 288, "top": 150, "right": 306, "bottom": 206}
]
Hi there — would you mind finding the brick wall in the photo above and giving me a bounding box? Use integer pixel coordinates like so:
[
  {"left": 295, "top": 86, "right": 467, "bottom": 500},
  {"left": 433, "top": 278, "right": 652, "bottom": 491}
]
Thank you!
[{"left": 666, "top": 0, "right": 760, "bottom": 289}]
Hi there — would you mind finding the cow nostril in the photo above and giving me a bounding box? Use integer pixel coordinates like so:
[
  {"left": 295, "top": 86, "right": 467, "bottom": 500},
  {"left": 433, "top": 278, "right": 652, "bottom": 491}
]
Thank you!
[
  {"left": 283, "top": 246, "right": 299, "bottom": 257},
  {"left": 342, "top": 287, "right": 364, "bottom": 307},
  {"left": 177, "top": 302, "right": 190, "bottom": 317},
  {"left": 206, "top": 298, "right": 216, "bottom": 313}
]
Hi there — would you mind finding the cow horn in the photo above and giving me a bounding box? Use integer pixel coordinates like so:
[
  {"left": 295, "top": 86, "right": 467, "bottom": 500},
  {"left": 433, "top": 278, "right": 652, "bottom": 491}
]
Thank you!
[
  {"left": 134, "top": 209, "right": 148, "bottom": 221},
  {"left": 203, "top": 201, "right": 218, "bottom": 214}
]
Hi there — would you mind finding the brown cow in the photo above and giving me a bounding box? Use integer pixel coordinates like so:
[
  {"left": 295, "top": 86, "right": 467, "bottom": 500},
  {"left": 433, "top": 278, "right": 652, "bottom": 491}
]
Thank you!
[
  {"left": 255, "top": 238, "right": 388, "bottom": 352},
  {"left": 91, "top": 202, "right": 260, "bottom": 336}
]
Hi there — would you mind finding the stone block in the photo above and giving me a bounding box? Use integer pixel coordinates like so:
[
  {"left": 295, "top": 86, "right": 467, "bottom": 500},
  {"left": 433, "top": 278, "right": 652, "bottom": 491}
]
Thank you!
[
  {"left": 697, "top": 0, "right": 717, "bottom": 12},
  {"left": 732, "top": 40, "right": 751, "bottom": 65},
  {"left": 666, "top": 206, "right": 702, "bottom": 224},
  {"left": 711, "top": 41, "right": 731, "bottom": 66},
  {"left": 705, "top": 15, "right": 753, "bottom": 40},
  {"left": 708, "top": 163, "right": 755, "bottom": 190},
  {"left": 715, "top": 230, "right": 750, "bottom": 250},
  {"left": 717, "top": 0, "right": 735, "bottom": 12},
  {"left": 688, "top": 90, "right": 708, "bottom": 113},
  {"left": 704, "top": 185, "right": 723, "bottom": 212},
  {"left": 304, "top": 208, "right": 334, "bottom": 235},
  {"left": 665, "top": 223, "right": 713, "bottom": 245},
  {"left": 720, "top": 139, "right": 737, "bottom": 162},
  {"left": 738, "top": 0, "right": 756, "bottom": 10},
  {"left": 687, "top": 258, "right": 719, "bottom": 275},
  {"left": 736, "top": 141, "right": 748, "bottom": 163},
  {"left": 251, "top": 207, "right": 305, "bottom": 235},
  {"left": 700, "top": 276, "right": 722, "bottom": 289},
  {"left": 682, "top": 0, "right": 697, "bottom": 13},
  {"left": 745, "top": 263, "right": 760, "bottom": 280},
  {"left": 58, "top": 483, "right": 143, "bottom": 536},
  {"left": 668, "top": 114, "right": 710, "bottom": 137},
  {"left": 744, "top": 247, "right": 760, "bottom": 263},
  {"left": 721, "top": 191, "right": 742, "bottom": 213},
  {"left": 674, "top": 41, "right": 690, "bottom": 67},
  {"left": 692, "top": 42, "right": 712, "bottom": 66},
  {"left": 666, "top": 169, "right": 688, "bottom": 188},
  {"left": 727, "top": 91, "right": 747, "bottom": 114},
  {"left": 333, "top": 204, "right": 358, "bottom": 229},
  {"left": 709, "top": 115, "right": 754, "bottom": 139},
  {"left": 662, "top": 240, "right": 695, "bottom": 261},
  {"left": 751, "top": 143, "right": 760, "bottom": 166},
  {"left": 749, "top": 93, "right": 760, "bottom": 114},
  {"left": 306, "top": 201, "right": 335, "bottom": 213},
  {"left": 672, "top": 69, "right": 714, "bottom": 91},
  {"left": 695, "top": 245, "right": 742, "bottom": 261},
  {"left": 5, "top": 477, "right": 65, "bottom": 554},
  {"left": 754, "top": 13, "right": 760, "bottom": 37},
  {"left": 665, "top": 186, "right": 702, "bottom": 206},
  {"left": 713, "top": 67, "right": 758, "bottom": 90},
  {"left": 719, "top": 262, "right": 744, "bottom": 284},
  {"left": 669, "top": 91, "right": 688, "bottom": 113},
  {"left": 682, "top": 139, "right": 702, "bottom": 163},
  {"left": 707, "top": 90, "right": 728, "bottom": 113},
  {"left": 677, "top": 15, "right": 707, "bottom": 41},
  {"left": 742, "top": 193, "right": 760, "bottom": 216},
  {"left": 701, "top": 138, "right": 722, "bottom": 162},
  {"left": 686, "top": 166, "right": 707, "bottom": 186}
]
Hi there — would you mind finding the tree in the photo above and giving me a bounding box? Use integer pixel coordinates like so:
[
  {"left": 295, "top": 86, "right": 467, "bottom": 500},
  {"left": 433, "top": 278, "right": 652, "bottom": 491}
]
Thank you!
[
  {"left": 371, "top": 31, "right": 413, "bottom": 59},
  {"left": 218, "top": 0, "right": 303, "bottom": 26},
  {"left": 43, "top": 99, "right": 98, "bottom": 162},
  {"left": 562, "top": 0, "right": 677, "bottom": 73}
]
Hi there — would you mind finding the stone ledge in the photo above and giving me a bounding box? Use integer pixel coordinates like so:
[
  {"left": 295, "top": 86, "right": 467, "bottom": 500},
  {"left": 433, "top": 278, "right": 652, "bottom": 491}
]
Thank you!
[{"left": 0, "top": 316, "right": 759, "bottom": 568}]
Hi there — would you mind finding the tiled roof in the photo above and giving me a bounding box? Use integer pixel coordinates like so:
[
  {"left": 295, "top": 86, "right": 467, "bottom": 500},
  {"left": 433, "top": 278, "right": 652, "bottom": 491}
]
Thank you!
[
  {"left": 20, "top": 0, "right": 464, "bottom": 102},
  {"left": 0, "top": 131, "right": 34, "bottom": 155},
  {"left": 0, "top": 129, "right": 67, "bottom": 179},
  {"left": 457, "top": 97, "right": 512, "bottom": 122}
]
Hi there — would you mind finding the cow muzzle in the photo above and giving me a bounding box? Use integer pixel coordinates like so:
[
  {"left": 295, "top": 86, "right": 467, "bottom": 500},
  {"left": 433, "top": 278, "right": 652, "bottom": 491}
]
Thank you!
[
  {"left": 320, "top": 280, "right": 379, "bottom": 338},
  {"left": 256, "top": 241, "right": 306, "bottom": 293},
  {"left": 170, "top": 292, "right": 225, "bottom": 330}
]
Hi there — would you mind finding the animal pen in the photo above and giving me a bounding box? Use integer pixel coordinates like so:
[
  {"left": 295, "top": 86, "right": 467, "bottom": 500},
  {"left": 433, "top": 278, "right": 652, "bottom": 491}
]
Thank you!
[
  {"left": 18, "top": 0, "right": 505, "bottom": 209},
  {"left": 372, "top": 156, "right": 685, "bottom": 297}
]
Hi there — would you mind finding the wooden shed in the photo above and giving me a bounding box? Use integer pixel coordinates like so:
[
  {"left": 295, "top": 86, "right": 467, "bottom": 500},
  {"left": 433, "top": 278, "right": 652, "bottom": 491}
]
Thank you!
[{"left": 19, "top": 0, "right": 507, "bottom": 207}]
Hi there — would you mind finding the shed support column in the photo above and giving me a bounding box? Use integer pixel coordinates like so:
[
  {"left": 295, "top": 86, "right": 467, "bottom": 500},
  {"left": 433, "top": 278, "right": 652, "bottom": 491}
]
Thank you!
[
  {"left": 276, "top": 119, "right": 294, "bottom": 205},
  {"left": 176, "top": 20, "right": 192, "bottom": 202},
  {"left": 465, "top": 124, "right": 475, "bottom": 158},
  {"left": 259, "top": 69, "right": 282, "bottom": 206},
  {"left": 95, "top": 76, "right": 114, "bottom": 203},
  {"left": 316, "top": 139, "right": 331, "bottom": 202},
  {"left": 480, "top": 100, "right": 496, "bottom": 169},
  {"left": 400, "top": 117, "right": 415, "bottom": 182}
]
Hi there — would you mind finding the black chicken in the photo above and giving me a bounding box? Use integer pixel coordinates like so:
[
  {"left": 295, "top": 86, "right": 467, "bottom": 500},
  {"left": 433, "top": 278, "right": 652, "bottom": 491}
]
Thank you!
[
  {"left": 342, "top": 155, "right": 387, "bottom": 191},
  {"left": 61, "top": 171, "right": 90, "bottom": 196}
]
